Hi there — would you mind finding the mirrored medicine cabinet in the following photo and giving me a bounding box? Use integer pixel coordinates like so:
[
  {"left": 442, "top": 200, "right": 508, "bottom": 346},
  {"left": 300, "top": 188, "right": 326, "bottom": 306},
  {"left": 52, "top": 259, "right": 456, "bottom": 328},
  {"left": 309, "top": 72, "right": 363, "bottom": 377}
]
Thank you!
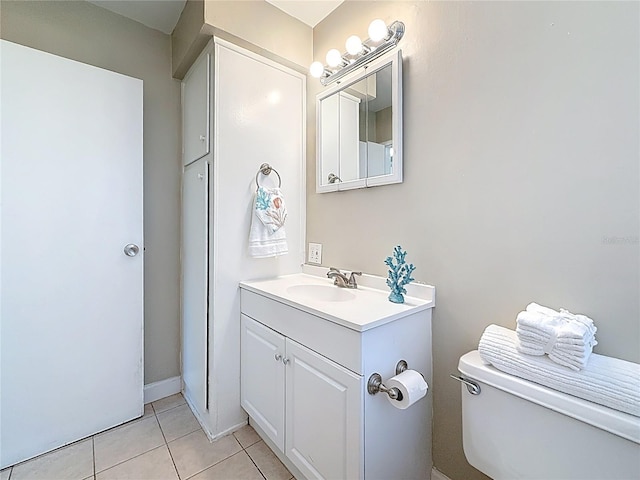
[{"left": 316, "top": 50, "right": 402, "bottom": 193}]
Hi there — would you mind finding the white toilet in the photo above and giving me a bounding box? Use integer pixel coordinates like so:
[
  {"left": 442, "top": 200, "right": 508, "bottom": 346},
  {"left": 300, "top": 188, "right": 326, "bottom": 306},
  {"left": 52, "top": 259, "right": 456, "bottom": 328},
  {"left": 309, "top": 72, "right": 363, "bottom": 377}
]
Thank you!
[{"left": 456, "top": 350, "right": 640, "bottom": 480}]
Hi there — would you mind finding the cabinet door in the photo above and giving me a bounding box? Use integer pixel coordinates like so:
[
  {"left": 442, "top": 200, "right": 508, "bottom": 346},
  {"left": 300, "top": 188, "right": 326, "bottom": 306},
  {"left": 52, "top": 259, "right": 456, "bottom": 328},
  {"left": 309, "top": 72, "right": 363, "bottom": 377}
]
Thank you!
[
  {"left": 285, "top": 339, "right": 363, "bottom": 480},
  {"left": 182, "top": 52, "right": 210, "bottom": 165},
  {"left": 182, "top": 158, "right": 209, "bottom": 416},
  {"left": 241, "top": 315, "right": 286, "bottom": 451}
]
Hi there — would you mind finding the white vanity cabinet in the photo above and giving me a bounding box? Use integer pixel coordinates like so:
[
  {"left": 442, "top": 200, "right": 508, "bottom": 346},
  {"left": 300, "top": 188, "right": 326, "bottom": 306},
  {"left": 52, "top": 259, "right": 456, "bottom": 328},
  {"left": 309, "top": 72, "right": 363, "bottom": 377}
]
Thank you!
[
  {"left": 241, "top": 314, "right": 362, "bottom": 480},
  {"left": 240, "top": 272, "right": 435, "bottom": 480}
]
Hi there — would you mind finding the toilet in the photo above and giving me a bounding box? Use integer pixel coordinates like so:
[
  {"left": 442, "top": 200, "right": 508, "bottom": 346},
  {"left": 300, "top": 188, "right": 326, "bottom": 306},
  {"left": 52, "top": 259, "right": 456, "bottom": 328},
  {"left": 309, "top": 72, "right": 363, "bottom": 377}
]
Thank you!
[{"left": 456, "top": 350, "right": 640, "bottom": 480}]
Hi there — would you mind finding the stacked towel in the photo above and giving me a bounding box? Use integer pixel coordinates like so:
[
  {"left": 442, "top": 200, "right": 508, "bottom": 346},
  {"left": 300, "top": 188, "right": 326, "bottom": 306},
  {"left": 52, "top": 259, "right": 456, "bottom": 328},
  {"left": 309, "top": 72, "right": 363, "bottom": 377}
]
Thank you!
[
  {"left": 515, "top": 302, "right": 597, "bottom": 370},
  {"left": 478, "top": 324, "right": 640, "bottom": 417},
  {"left": 248, "top": 187, "right": 288, "bottom": 258}
]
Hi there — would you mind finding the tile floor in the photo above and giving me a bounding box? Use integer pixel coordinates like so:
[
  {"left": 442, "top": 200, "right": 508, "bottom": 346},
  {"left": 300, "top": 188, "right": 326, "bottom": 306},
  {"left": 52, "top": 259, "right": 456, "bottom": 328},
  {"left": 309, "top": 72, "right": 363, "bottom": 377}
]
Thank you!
[{"left": 1, "top": 394, "right": 293, "bottom": 480}]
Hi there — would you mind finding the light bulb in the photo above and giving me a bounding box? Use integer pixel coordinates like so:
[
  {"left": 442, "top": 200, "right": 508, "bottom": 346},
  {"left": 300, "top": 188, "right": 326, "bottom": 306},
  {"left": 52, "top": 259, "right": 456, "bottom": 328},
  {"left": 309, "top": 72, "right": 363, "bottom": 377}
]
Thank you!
[
  {"left": 345, "top": 35, "right": 363, "bottom": 55},
  {"left": 309, "top": 61, "right": 325, "bottom": 78},
  {"left": 368, "top": 19, "right": 388, "bottom": 42},
  {"left": 326, "top": 49, "right": 343, "bottom": 68}
]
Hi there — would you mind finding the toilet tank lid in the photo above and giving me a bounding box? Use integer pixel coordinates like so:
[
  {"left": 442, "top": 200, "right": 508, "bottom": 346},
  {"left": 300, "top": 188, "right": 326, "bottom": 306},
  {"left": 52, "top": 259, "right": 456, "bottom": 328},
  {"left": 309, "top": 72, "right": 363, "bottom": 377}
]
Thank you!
[{"left": 459, "top": 350, "right": 640, "bottom": 445}]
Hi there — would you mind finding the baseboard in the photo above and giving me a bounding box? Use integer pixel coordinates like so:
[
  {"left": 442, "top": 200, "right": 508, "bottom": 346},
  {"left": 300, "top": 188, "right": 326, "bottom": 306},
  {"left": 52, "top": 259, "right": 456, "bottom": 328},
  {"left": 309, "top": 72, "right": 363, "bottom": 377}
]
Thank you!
[
  {"left": 209, "top": 420, "right": 248, "bottom": 442},
  {"left": 431, "top": 467, "right": 453, "bottom": 480},
  {"left": 143, "top": 376, "right": 181, "bottom": 404},
  {"left": 183, "top": 390, "right": 216, "bottom": 440}
]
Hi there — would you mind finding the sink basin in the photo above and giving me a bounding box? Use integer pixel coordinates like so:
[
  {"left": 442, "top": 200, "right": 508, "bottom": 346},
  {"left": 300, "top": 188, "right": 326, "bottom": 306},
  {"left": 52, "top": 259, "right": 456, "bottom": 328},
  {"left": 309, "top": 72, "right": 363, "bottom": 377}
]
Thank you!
[{"left": 286, "top": 284, "right": 356, "bottom": 302}]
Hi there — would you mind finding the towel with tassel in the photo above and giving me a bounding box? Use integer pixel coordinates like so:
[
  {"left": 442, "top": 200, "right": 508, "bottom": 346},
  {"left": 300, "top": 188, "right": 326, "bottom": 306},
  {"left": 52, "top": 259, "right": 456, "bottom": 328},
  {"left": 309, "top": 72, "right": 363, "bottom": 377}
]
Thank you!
[
  {"left": 515, "top": 302, "right": 597, "bottom": 371},
  {"left": 248, "top": 186, "right": 288, "bottom": 258},
  {"left": 478, "top": 324, "right": 640, "bottom": 417}
]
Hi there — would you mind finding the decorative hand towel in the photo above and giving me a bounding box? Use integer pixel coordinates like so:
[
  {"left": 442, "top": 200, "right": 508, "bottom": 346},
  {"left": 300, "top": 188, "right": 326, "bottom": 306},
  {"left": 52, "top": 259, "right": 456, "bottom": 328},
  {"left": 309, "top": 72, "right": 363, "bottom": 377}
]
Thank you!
[
  {"left": 248, "top": 187, "right": 288, "bottom": 258},
  {"left": 515, "top": 302, "right": 597, "bottom": 370},
  {"left": 254, "top": 187, "right": 287, "bottom": 234},
  {"left": 479, "top": 324, "right": 640, "bottom": 417}
]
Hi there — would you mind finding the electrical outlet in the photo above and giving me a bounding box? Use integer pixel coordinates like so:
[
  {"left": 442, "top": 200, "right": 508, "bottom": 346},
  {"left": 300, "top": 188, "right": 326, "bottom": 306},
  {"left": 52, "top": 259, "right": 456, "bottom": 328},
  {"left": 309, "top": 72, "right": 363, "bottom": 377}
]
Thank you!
[{"left": 308, "top": 243, "right": 322, "bottom": 265}]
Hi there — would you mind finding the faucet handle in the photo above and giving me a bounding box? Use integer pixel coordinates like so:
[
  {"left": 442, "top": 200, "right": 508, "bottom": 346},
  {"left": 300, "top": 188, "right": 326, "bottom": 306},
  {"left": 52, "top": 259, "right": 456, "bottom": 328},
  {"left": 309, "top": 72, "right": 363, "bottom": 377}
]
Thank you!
[
  {"left": 327, "top": 267, "right": 341, "bottom": 277},
  {"left": 348, "top": 271, "right": 362, "bottom": 287}
]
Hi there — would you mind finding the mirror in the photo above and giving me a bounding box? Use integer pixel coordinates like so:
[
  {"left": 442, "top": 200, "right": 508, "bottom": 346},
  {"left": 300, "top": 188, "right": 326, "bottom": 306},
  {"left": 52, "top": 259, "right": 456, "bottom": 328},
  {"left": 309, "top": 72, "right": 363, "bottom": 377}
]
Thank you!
[{"left": 316, "top": 50, "right": 402, "bottom": 192}]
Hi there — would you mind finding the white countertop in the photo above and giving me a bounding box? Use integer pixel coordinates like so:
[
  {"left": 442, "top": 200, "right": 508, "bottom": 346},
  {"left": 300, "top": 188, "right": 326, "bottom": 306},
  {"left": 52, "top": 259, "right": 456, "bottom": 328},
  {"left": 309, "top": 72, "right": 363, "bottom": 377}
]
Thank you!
[{"left": 239, "top": 267, "right": 435, "bottom": 332}]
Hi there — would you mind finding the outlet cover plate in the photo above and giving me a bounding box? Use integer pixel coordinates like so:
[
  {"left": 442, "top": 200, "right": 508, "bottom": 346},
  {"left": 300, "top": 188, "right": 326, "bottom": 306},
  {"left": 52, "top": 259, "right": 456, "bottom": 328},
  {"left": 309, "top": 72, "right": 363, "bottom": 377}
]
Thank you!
[{"left": 308, "top": 243, "right": 322, "bottom": 264}]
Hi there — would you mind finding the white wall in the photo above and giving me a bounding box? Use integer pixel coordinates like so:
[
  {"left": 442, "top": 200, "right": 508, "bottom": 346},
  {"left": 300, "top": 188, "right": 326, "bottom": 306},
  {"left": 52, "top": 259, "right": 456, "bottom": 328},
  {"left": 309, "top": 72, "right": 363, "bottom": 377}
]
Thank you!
[{"left": 309, "top": 2, "right": 639, "bottom": 479}]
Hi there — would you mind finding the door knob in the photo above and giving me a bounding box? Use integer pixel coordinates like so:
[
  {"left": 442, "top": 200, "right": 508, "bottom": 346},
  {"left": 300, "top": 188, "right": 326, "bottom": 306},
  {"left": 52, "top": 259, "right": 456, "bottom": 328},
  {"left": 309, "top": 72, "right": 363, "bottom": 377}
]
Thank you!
[{"left": 123, "top": 244, "right": 140, "bottom": 257}]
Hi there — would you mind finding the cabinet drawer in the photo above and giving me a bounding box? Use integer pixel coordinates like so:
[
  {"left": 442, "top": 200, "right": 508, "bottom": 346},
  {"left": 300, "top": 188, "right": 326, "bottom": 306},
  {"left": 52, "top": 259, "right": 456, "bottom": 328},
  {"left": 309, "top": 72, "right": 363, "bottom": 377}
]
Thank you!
[{"left": 240, "top": 289, "right": 363, "bottom": 374}]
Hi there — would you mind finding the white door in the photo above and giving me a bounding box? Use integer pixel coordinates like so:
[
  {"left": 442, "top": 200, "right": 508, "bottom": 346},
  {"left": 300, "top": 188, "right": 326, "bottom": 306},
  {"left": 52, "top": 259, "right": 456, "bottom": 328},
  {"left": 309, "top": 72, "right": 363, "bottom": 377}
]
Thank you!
[
  {"left": 0, "top": 40, "right": 143, "bottom": 468},
  {"left": 182, "top": 158, "right": 209, "bottom": 414},
  {"left": 285, "top": 339, "right": 362, "bottom": 480},
  {"left": 240, "top": 315, "right": 286, "bottom": 450}
]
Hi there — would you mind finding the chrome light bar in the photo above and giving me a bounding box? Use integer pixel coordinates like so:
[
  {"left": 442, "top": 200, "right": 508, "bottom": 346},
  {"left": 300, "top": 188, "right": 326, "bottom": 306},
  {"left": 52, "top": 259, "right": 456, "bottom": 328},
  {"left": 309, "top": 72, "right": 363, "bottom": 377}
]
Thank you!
[{"left": 315, "top": 20, "right": 405, "bottom": 86}]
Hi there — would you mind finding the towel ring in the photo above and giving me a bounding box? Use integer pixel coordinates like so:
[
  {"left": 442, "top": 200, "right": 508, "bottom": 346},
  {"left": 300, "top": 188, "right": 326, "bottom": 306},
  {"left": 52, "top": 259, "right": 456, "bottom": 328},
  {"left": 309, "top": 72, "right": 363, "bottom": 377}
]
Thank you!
[{"left": 255, "top": 163, "right": 281, "bottom": 190}]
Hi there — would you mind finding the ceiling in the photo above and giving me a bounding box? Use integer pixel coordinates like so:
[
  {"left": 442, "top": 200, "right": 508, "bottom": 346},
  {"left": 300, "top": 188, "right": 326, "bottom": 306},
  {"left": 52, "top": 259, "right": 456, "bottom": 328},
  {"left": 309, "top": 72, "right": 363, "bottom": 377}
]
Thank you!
[
  {"left": 266, "top": 0, "right": 343, "bottom": 28},
  {"left": 86, "top": 0, "right": 187, "bottom": 34},
  {"left": 87, "top": 0, "right": 343, "bottom": 34}
]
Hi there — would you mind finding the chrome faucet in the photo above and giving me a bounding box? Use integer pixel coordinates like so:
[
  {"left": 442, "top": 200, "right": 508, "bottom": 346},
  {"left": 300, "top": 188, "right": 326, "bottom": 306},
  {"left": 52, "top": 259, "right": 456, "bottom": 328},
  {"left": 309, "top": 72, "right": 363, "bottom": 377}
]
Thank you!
[{"left": 327, "top": 267, "right": 362, "bottom": 289}]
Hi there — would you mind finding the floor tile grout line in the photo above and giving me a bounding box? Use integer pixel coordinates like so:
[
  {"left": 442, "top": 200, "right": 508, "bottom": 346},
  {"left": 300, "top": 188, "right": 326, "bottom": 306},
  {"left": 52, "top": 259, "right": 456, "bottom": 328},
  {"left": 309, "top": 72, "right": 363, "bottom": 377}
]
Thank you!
[
  {"left": 154, "top": 403, "right": 187, "bottom": 417},
  {"left": 92, "top": 418, "right": 199, "bottom": 478},
  {"left": 152, "top": 402, "right": 206, "bottom": 446},
  {"left": 7, "top": 435, "right": 97, "bottom": 476},
  {"left": 242, "top": 446, "right": 268, "bottom": 480},
  {"left": 240, "top": 437, "right": 262, "bottom": 450},
  {"left": 182, "top": 449, "right": 253, "bottom": 480},
  {"left": 150, "top": 398, "right": 187, "bottom": 417},
  {"left": 181, "top": 437, "right": 246, "bottom": 480},
  {"left": 157, "top": 407, "right": 183, "bottom": 479},
  {"left": 93, "top": 415, "right": 166, "bottom": 473},
  {"left": 94, "top": 443, "right": 168, "bottom": 477},
  {"left": 154, "top": 407, "right": 169, "bottom": 445}
]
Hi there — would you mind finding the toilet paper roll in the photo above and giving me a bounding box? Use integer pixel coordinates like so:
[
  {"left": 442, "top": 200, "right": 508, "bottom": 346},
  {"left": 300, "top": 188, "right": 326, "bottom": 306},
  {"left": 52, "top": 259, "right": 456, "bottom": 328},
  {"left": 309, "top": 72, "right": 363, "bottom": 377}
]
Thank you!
[{"left": 386, "top": 369, "right": 428, "bottom": 409}]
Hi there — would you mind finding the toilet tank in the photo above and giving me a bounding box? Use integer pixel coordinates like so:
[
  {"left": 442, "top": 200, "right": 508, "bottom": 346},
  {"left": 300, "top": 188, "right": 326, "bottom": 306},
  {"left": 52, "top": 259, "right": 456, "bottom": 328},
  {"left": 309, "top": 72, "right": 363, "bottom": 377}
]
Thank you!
[{"left": 458, "top": 351, "right": 640, "bottom": 480}]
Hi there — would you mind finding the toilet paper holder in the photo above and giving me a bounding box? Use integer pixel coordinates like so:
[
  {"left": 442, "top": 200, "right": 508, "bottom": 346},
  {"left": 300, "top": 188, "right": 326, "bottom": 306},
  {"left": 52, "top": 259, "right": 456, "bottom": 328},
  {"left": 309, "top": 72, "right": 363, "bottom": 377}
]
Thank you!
[{"left": 367, "top": 360, "right": 410, "bottom": 400}]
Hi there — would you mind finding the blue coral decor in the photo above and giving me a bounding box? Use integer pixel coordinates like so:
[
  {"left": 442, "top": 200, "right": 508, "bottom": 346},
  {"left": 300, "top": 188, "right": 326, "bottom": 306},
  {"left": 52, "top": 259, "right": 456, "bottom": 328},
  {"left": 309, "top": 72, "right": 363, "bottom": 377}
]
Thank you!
[{"left": 385, "top": 245, "right": 416, "bottom": 304}]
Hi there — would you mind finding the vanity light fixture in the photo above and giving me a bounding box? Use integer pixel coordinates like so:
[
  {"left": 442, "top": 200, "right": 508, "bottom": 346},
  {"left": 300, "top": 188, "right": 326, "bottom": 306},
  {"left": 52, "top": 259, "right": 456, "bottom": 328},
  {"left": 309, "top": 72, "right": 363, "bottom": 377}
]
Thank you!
[{"left": 310, "top": 19, "right": 405, "bottom": 86}]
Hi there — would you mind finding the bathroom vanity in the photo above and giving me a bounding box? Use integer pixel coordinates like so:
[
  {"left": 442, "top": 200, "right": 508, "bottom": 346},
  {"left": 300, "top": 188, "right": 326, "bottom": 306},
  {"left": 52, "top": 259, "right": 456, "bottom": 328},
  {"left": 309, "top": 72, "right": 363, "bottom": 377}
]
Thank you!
[{"left": 239, "top": 268, "right": 435, "bottom": 480}]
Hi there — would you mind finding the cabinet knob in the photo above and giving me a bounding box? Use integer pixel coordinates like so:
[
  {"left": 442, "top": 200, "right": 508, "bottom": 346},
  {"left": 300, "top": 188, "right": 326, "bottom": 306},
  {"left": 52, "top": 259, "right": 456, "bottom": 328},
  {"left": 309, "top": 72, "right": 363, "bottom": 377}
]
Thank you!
[
  {"left": 199, "top": 135, "right": 206, "bottom": 141},
  {"left": 274, "top": 353, "right": 283, "bottom": 362},
  {"left": 282, "top": 357, "right": 290, "bottom": 365}
]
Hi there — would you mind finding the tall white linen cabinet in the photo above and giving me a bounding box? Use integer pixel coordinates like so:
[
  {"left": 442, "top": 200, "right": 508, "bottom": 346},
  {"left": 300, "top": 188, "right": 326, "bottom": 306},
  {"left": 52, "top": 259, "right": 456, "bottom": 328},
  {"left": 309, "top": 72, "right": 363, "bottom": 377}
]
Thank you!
[{"left": 180, "top": 38, "right": 306, "bottom": 439}]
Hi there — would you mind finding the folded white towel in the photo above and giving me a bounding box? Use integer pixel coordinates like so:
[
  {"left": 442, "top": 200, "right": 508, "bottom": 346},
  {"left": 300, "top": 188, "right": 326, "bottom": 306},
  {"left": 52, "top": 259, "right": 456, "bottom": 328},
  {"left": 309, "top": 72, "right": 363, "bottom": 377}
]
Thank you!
[
  {"left": 479, "top": 324, "right": 640, "bottom": 417},
  {"left": 527, "top": 303, "right": 598, "bottom": 338},
  {"left": 248, "top": 187, "right": 288, "bottom": 258},
  {"left": 515, "top": 303, "right": 597, "bottom": 370}
]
